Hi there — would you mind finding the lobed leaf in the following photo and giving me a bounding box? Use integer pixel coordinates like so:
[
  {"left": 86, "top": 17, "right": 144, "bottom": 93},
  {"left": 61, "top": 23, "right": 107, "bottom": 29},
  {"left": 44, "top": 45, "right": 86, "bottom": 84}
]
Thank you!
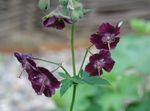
[
  {"left": 81, "top": 70, "right": 110, "bottom": 86},
  {"left": 71, "top": 76, "right": 85, "bottom": 84},
  {"left": 60, "top": 79, "right": 73, "bottom": 96}
]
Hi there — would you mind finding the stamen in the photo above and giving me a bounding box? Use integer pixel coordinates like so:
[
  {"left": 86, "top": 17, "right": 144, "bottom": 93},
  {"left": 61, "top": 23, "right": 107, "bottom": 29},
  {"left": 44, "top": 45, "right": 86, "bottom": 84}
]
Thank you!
[
  {"left": 38, "top": 80, "right": 45, "bottom": 95},
  {"left": 18, "top": 68, "right": 25, "bottom": 78},
  {"left": 97, "top": 66, "right": 101, "bottom": 76},
  {"left": 107, "top": 41, "right": 111, "bottom": 51}
]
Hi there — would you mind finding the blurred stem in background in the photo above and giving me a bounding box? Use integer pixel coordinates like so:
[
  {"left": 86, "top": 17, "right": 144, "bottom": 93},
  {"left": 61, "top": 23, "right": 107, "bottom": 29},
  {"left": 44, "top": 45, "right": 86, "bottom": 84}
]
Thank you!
[{"left": 70, "top": 24, "right": 77, "bottom": 111}]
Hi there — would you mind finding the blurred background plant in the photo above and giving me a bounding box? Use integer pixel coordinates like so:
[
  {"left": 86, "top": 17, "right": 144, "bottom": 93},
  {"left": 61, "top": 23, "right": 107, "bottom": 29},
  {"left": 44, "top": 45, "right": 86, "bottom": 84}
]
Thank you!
[{"left": 130, "top": 19, "right": 150, "bottom": 35}]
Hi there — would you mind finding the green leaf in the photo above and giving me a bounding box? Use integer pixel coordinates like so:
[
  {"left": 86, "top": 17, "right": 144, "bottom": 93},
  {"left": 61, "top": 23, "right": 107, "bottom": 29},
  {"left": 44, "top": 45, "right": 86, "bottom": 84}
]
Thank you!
[
  {"left": 80, "top": 70, "right": 89, "bottom": 78},
  {"left": 81, "top": 70, "right": 110, "bottom": 86},
  {"left": 83, "top": 76, "right": 110, "bottom": 86},
  {"left": 71, "top": 76, "right": 85, "bottom": 84},
  {"left": 58, "top": 72, "right": 70, "bottom": 79},
  {"left": 38, "top": 0, "right": 50, "bottom": 10},
  {"left": 60, "top": 79, "right": 73, "bottom": 96},
  {"left": 130, "top": 19, "right": 148, "bottom": 34}
]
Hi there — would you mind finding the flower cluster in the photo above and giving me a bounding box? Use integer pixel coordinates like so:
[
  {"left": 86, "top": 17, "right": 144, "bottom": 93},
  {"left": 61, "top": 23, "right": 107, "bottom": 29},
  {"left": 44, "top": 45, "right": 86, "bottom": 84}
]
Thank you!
[
  {"left": 14, "top": 22, "right": 122, "bottom": 97},
  {"left": 85, "top": 22, "right": 122, "bottom": 76},
  {"left": 14, "top": 52, "right": 60, "bottom": 97}
]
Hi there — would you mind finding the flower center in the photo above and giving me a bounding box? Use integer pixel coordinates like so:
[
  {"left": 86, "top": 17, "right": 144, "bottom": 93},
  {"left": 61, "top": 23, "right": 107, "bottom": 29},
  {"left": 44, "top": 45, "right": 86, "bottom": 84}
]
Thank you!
[
  {"left": 58, "top": 18, "right": 63, "bottom": 22},
  {"left": 102, "top": 34, "right": 115, "bottom": 44},
  {"left": 94, "top": 59, "right": 105, "bottom": 69}
]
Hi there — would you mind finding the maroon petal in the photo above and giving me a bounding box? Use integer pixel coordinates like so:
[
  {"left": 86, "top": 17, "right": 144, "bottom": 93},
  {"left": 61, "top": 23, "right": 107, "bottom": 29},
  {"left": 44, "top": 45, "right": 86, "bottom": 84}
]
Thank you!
[
  {"left": 103, "top": 58, "right": 115, "bottom": 72},
  {"left": 38, "top": 67, "right": 60, "bottom": 88},
  {"left": 14, "top": 52, "right": 22, "bottom": 62},
  {"left": 14, "top": 52, "right": 32, "bottom": 63},
  {"left": 54, "top": 19, "right": 65, "bottom": 30},
  {"left": 26, "top": 59, "right": 36, "bottom": 67},
  {"left": 99, "top": 50, "right": 111, "bottom": 59},
  {"left": 95, "top": 43, "right": 108, "bottom": 50},
  {"left": 90, "top": 33, "right": 101, "bottom": 44},
  {"left": 98, "top": 23, "right": 114, "bottom": 34},
  {"left": 110, "top": 37, "right": 120, "bottom": 49},
  {"left": 43, "top": 17, "right": 56, "bottom": 28},
  {"left": 89, "top": 53, "right": 100, "bottom": 63},
  {"left": 85, "top": 63, "right": 101, "bottom": 76},
  {"left": 90, "top": 33, "right": 109, "bottom": 50},
  {"left": 43, "top": 86, "right": 54, "bottom": 97},
  {"left": 26, "top": 67, "right": 45, "bottom": 95},
  {"left": 31, "top": 81, "right": 44, "bottom": 95},
  {"left": 14, "top": 52, "right": 36, "bottom": 71}
]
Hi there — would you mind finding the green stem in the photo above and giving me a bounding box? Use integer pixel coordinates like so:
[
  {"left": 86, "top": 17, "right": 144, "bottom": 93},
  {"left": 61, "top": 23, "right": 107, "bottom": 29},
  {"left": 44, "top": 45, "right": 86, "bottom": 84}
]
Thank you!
[
  {"left": 33, "top": 58, "right": 59, "bottom": 66},
  {"left": 33, "top": 58, "right": 70, "bottom": 77},
  {"left": 71, "top": 24, "right": 76, "bottom": 76},
  {"left": 70, "top": 85, "right": 77, "bottom": 111},
  {"left": 78, "top": 45, "right": 93, "bottom": 76},
  {"left": 69, "top": 24, "right": 77, "bottom": 111}
]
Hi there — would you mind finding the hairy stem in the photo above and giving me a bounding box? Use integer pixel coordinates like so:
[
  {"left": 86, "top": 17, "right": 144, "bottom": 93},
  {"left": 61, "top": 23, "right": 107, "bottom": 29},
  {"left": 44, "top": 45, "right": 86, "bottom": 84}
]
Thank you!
[
  {"left": 71, "top": 24, "right": 76, "bottom": 76},
  {"left": 70, "top": 24, "right": 77, "bottom": 111},
  {"left": 33, "top": 58, "right": 70, "bottom": 77},
  {"left": 78, "top": 45, "right": 93, "bottom": 76}
]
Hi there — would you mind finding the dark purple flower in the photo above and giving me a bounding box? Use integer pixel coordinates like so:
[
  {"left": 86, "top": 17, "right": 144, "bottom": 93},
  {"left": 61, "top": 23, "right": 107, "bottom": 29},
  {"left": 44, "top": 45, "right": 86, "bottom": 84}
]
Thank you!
[
  {"left": 90, "top": 22, "right": 121, "bottom": 50},
  {"left": 43, "top": 15, "right": 72, "bottom": 30},
  {"left": 14, "top": 52, "right": 60, "bottom": 97},
  {"left": 27, "top": 66, "right": 60, "bottom": 97},
  {"left": 85, "top": 50, "right": 115, "bottom": 76}
]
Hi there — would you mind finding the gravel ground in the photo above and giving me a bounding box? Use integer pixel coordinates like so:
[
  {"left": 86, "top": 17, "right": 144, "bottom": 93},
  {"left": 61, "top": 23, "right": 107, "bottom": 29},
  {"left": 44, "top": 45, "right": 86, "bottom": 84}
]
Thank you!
[{"left": 0, "top": 49, "right": 88, "bottom": 111}]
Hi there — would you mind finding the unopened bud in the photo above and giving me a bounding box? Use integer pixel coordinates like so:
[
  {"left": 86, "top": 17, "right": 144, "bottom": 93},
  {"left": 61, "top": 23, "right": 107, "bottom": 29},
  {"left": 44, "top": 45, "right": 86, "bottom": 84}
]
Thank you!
[{"left": 38, "top": 0, "right": 50, "bottom": 10}]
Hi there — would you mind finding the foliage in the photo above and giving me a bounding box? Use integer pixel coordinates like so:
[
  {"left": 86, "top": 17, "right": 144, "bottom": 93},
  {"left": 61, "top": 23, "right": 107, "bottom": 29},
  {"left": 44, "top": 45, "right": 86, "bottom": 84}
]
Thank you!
[
  {"left": 52, "top": 35, "right": 150, "bottom": 111},
  {"left": 130, "top": 19, "right": 150, "bottom": 35},
  {"left": 59, "top": 71, "right": 110, "bottom": 96}
]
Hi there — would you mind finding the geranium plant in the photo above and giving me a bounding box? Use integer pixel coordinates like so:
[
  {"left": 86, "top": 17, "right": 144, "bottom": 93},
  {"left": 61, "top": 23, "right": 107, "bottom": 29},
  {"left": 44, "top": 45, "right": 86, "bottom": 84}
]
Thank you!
[{"left": 14, "top": 0, "right": 123, "bottom": 111}]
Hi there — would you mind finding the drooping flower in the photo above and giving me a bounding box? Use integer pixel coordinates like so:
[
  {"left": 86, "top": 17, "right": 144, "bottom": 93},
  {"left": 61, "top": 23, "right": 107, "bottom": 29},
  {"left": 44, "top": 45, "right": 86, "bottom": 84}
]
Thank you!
[
  {"left": 27, "top": 66, "right": 60, "bottom": 97},
  {"left": 90, "top": 22, "right": 121, "bottom": 50},
  {"left": 85, "top": 50, "right": 115, "bottom": 76},
  {"left": 14, "top": 52, "right": 60, "bottom": 97},
  {"left": 43, "top": 15, "right": 72, "bottom": 30}
]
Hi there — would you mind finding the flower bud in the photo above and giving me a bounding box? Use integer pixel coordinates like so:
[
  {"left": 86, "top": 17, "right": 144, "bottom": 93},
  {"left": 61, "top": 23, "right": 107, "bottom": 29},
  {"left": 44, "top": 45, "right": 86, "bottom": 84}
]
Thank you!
[
  {"left": 38, "top": 0, "right": 50, "bottom": 10},
  {"left": 71, "top": 9, "right": 84, "bottom": 22}
]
